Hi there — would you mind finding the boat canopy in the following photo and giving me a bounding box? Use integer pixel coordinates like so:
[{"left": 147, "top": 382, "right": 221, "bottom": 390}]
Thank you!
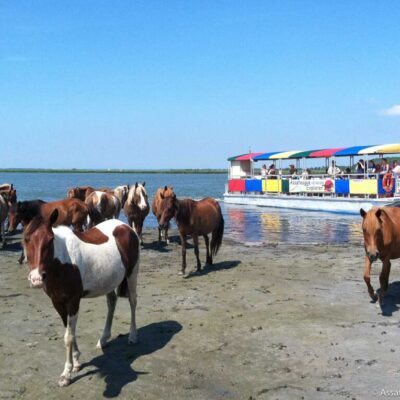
[{"left": 228, "top": 143, "right": 400, "bottom": 161}]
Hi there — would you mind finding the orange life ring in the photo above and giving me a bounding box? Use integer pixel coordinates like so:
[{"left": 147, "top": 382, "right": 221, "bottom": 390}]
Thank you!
[{"left": 382, "top": 173, "right": 394, "bottom": 193}]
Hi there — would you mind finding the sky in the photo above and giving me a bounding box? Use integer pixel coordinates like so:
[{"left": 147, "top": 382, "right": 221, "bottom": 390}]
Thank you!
[{"left": 1, "top": 1, "right": 400, "bottom": 169}]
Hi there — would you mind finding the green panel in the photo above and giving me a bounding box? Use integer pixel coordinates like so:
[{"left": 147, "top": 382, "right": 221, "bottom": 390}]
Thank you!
[{"left": 281, "top": 179, "right": 289, "bottom": 193}]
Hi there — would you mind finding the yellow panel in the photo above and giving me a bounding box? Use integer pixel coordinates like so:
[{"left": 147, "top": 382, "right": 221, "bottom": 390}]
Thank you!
[
  {"left": 359, "top": 143, "right": 400, "bottom": 155},
  {"left": 265, "top": 179, "right": 282, "bottom": 192},
  {"left": 269, "top": 150, "right": 304, "bottom": 160},
  {"left": 349, "top": 179, "right": 378, "bottom": 195}
]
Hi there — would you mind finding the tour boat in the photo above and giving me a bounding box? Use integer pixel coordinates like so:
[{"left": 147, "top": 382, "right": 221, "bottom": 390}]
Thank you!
[{"left": 224, "top": 144, "right": 400, "bottom": 214}]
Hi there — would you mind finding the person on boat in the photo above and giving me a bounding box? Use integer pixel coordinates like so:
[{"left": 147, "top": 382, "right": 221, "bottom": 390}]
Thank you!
[
  {"left": 327, "top": 160, "right": 341, "bottom": 176},
  {"left": 268, "top": 164, "right": 277, "bottom": 179},
  {"left": 367, "top": 160, "right": 376, "bottom": 173},
  {"left": 356, "top": 159, "right": 366, "bottom": 174},
  {"left": 289, "top": 164, "right": 296, "bottom": 175},
  {"left": 261, "top": 164, "right": 268, "bottom": 177},
  {"left": 301, "top": 168, "right": 311, "bottom": 179},
  {"left": 392, "top": 160, "right": 400, "bottom": 175},
  {"left": 379, "top": 158, "right": 390, "bottom": 176}
]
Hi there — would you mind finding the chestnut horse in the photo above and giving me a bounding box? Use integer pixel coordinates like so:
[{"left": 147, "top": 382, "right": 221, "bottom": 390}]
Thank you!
[
  {"left": 9, "top": 199, "right": 88, "bottom": 233},
  {"left": 24, "top": 210, "right": 140, "bottom": 387},
  {"left": 159, "top": 196, "right": 224, "bottom": 275},
  {"left": 67, "top": 186, "right": 95, "bottom": 201},
  {"left": 152, "top": 186, "right": 174, "bottom": 243},
  {"left": 360, "top": 206, "right": 400, "bottom": 305},
  {"left": 124, "top": 183, "right": 149, "bottom": 245}
]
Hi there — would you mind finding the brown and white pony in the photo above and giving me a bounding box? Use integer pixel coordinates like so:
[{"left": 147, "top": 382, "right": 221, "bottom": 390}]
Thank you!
[
  {"left": 0, "top": 183, "right": 17, "bottom": 206},
  {"left": 159, "top": 196, "right": 224, "bottom": 275},
  {"left": 124, "top": 183, "right": 149, "bottom": 245},
  {"left": 24, "top": 211, "right": 140, "bottom": 387},
  {"left": 0, "top": 194, "right": 9, "bottom": 248},
  {"left": 360, "top": 206, "right": 400, "bottom": 305},
  {"left": 85, "top": 191, "right": 121, "bottom": 226},
  {"left": 152, "top": 186, "right": 175, "bottom": 243},
  {"left": 113, "top": 185, "right": 130, "bottom": 208}
]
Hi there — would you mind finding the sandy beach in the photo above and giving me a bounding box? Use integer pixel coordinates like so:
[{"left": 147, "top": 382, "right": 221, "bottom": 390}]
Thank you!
[{"left": 0, "top": 228, "right": 400, "bottom": 400}]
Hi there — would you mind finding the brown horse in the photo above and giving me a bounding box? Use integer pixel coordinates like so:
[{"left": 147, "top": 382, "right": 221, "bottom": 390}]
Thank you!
[
  {"left": 152, "top": 186, "right": 175, "bottom": 243},
  {"left": 85, "top": 191, "right": 121, "bottom": 226},
  {"left": 67, "top": 186, "right": 95, "bottom": 201},
  {"left": 159, "top": 196, "right": 224, "bottom": 275},
  {"left": 124, "top": 183, "right": 149, "bottom": 245},
  {"left": 24, "top": 212, "right": 140, "bottom": 387},
  {"left": 360, "top": 206, "right": 400, "bottom": 305}
]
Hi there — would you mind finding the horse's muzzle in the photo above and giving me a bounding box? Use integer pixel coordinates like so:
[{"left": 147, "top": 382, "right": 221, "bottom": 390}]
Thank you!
[
  {"left": 28, "top": 268, "right": 44, "bottom": 289},
  {"left": 367, "top": 251, "right": 380, "bottom": 262}
]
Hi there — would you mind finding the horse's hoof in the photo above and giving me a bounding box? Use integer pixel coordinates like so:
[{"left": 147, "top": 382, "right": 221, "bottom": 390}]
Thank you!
[
  {"left": 128, "top": 335, "right": 138, "bottom": 345},
  {"left": 72, "top": 363, "right": 81, "bottom": 372},
  {"left": 96, "top": 338, "right": 110, "bottom": 349},
  {"left": 58, "top": 375, "right": 71, "bottom": 387}
]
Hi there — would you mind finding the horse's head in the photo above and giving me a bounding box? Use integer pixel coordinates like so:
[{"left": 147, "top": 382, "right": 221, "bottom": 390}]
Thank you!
[
  {"left": 360, "top": 207, "right": 387, "bottom": 262},
  {"left": 24, "top": 209, "right": 58, "bottom": 288},
  {"left": 159, "top": 195, "right": 178, "bottom": 229},
  {"left": 7, "top": 203, "right": 20, "bottom": 233},
  {"left": 131, "top": 182, "right": 148, "bottom": 210},
  {"left": 160, "top": 186, "right": 174, "bottom": 200},
  {"left": 67, "top": 187, "right": 78, "bottom": 199},
  {"left": 114, "top": 185, "right": 129, "bottom": 208}
]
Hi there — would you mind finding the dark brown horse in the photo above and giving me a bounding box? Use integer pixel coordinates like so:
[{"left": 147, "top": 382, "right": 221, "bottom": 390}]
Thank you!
[
  {"left": 159, "top": 196, "right": 224, "bottom": 275},
  {"left": 152, "top": 186, "right": 175, "bottom": 243},
  {"left": 67, "top": 186, "right": 95, "bottom": 201},
  {"left": 124, "top": 183, "right": 149, "bottom": 245},
  {"left": 360, "top": 206, "right": 400, "bottom": 305}
]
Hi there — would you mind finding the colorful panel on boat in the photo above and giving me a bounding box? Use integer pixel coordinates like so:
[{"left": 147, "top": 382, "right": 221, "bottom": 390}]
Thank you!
[
  {"left": 358, "top": 143, "right": 400, "bottom": 155},
  {"left": 378, "top": 178, "right": 395, "bottom": 195},
  {"left": 335, "top": 180, "right": 350, "bottom": 194},
  {"left": 310, "top": 148, "right": 346, "bottom": 158},
  {"left": 349, "top": 179, "right": 378, "bottom": 195},
  {"left": 287, "top": 150, "right": 320, "bottom": 159},
  {"left": 396, "top": 179, "right": 400, "bottom": 195},
  {"left": 228, "top": 179, "right": 246, "bottom": 192},
  {"left": 289, "top": 178, "right": 335, "bottom": 193},
  {"left": 334, "top": 146, "right": 375, "bottom": 157},
  {"left": 281, "top": 179, "right": 290, "bottom": 193},
  {"left": 245, "top": 179, "right": 262, "bottom": 192},
  {"left": 262, "top": 179, "right": 282, "bottom": 192},
  {"left": 235, "top": 152, "right": 264, "bottom": 161},
  {"left": 269, "top": 150, "right": 304, "bottom": 160},
  {"left": 253, "top": 151, "right": 283, "bottom": 160}
]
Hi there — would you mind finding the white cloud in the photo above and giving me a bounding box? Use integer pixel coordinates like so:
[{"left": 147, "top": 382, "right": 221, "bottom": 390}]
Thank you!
[{"left": 381, "top": 104, "right": 400, "bottom": 116}]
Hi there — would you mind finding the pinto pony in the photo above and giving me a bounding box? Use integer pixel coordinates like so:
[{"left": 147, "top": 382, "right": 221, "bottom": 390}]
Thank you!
[
  {"left": 152, "top": 186, "right": 175, "bottom": 243},
  {"left": 360, "top": 206, "right": 400, "bottom": 304},
  {"left": 0, "top": 194, "right": 9, "bottom": 248},
  {"left": 159, "top": 196, "right": 224, "bottom": 275},
  {"left": 85, "top": 191, "right": 121, "bottom": 226},
  {"left": 124, "top": 183, "right": 149, "bottom": 244},
  {"left": 24, "top": 211, "right": 140, "bottom": 387}
]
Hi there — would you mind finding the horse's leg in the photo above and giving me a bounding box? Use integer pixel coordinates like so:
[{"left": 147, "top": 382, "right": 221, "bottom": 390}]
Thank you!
[
  {"left": 138, "top": 220, "right": 144, "bottom": 245},
  {"left": 379, "top": 260, "right": 391, "bottom": 305},
  {"left": 1, "top": 220, "right": 5, "bottom": 248},
  {"left": 203, "top": 234, "right": 211, "bottom": 265},
  {"left": 71, "top": 337, "right": 81, "bottom": 372},
  {"left": 180, "top": 233, "right": 187, "bottom": 275},
  {"left": 165, "top": 225, "right": 169, "bottom": 245},
  {"left": 364, "top": 255, "right": 377, "bottom": 302},
  {"left": 96, "top": 291, "right": 117, "bottom": 349},
  {"left": 158, "top": 226, "right": 162, "bottom": 242},
  {"left": 18, "top": 249, "right": 25, "bottom": 264},
  {"left": 192, "top": 234, "right": 201, "bottom": 272},
  {"left": 127, "top": 267, "right": 139, "bottom": 344}
]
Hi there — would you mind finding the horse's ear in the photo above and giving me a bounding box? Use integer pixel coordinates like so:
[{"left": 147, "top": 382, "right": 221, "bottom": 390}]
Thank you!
[
  {"left": 164, "top": 185, "right": 168, "bottom": 191},
  {"left": 360, "top": 208, "right": 367, "bottom": 218},
  {"left": 49, "top": 209, "right": 58, "bottom": 226},
  {"left": 135, "top": 182, "right": 138, "bottom": 189},
  {"left": 142, "top": 182, "right": 145, "bottom": 187},
  {"left": 375, "top": 208, "right": 388, "bottom": 224},
  {"left": 10, "top": 184, "right": 13, "bottom": 189}
]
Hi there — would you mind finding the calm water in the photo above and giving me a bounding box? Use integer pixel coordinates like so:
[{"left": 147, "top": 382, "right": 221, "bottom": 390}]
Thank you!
[{"left": 0, "top": 172, "right": 362, "bottom": 245}]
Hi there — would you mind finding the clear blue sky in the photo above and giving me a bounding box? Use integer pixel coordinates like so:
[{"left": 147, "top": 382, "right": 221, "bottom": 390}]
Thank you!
[{"left": 1, "top": 1, "right": 399, "bottom": 169}]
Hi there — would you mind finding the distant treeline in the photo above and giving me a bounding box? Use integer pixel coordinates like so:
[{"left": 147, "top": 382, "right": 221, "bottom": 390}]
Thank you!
[{"left": 0, "top": 168, "right": 227, "bottom": 174}]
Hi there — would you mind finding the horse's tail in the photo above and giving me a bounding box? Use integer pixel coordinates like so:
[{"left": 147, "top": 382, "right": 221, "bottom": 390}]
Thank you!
[
  {"left": 117, "top": 277, "right": 129, "bottom": 297},
  {"left": 211, "top": 212, "right": 224, "bottom": 257}
]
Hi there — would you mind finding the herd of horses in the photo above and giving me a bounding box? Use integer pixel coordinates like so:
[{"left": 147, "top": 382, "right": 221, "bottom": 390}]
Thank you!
[{"left": 0, "top": 181, "right": 224, "bottom": 387}]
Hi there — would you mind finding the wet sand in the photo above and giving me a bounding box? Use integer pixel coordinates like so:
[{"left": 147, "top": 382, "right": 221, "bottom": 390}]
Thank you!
[{"left": 0, "top": 229, "right": 400, "bottom": 399}]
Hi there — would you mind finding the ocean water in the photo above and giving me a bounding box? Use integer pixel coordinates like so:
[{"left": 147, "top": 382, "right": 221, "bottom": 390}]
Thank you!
[{"left": 0, "top": 172, "right": 362, "bottom": 245}]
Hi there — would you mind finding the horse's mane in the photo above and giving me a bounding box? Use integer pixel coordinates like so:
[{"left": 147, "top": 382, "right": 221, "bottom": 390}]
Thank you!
[
  {"left": 18, "top": 200, "right": 46, "bottom": 223},
  {"left": 127, "top": 184, "right": 146, "bottom": 205},
  {"left": 24, "top": 215, "right": 46, "bottom": 237},
  {"left": 176, "top": 199, "right": 195, "bottom": 225}
]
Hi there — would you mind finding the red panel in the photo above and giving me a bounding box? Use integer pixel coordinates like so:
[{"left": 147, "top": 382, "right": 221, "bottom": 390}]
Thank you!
[
  {"left": 228, "top": 179, "right": 246, "bottom": 192},
  {"left": 310, "top": 148, "right": 346, "bottom": 158},
  {"left": 235, "top": 152, "right": 264, "bottom": 161}
]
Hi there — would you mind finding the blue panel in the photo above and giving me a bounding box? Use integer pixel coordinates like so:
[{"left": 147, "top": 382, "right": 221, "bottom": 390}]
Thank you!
[
  {"left": 335, "top": 180, "right": 349, "bottom": 194},
  {"left": 334, "top": 145, "right": 375, "bottom": 157},
  {"left": 378, "top": 177, "right": 395, "bottom": 195},
  {"left": 253, "top": 151, "right": 282, "bottom": 161},
  {"left": 245, "top": 179, "right": 262, "bottom": 192}
]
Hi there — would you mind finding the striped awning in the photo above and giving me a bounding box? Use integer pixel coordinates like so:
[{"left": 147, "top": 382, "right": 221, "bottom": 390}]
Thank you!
[{"left": 228, "top": 143, "right": 400, "bottom": 161}]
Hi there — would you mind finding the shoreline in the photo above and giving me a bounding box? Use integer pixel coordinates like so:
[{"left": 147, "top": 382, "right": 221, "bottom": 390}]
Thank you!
[
  {"left": 0, "top": 228, "right": 398, "bottom": 399},
  {"left": 0, "top": 169, "right": 226, "bottom": 174}
]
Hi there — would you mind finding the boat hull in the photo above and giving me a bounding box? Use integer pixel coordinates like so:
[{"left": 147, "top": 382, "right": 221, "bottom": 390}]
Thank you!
[{"left": 223, "top": 192, "right": 399, "bottom": 214}]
